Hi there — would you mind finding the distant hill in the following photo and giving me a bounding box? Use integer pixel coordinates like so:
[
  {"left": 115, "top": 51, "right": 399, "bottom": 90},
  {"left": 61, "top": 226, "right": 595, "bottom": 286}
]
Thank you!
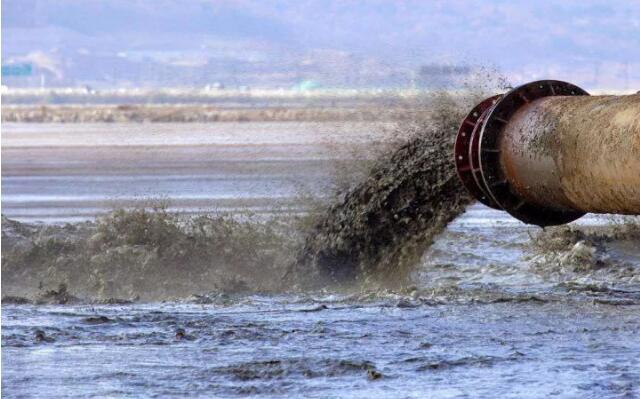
[{"left": 2, "top": 0, "right": 639, "bottom": 90}]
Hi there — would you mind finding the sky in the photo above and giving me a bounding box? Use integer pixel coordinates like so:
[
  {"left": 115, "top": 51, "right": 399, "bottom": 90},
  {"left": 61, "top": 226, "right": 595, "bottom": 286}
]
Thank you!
[{"left": 2, "top": 0, "right": 639, "bottom": 90}]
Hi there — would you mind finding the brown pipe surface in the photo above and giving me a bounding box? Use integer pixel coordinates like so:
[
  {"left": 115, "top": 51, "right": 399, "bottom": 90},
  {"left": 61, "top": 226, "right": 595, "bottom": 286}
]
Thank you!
[{"left": 499, "top": 94, "right": 640, "bottom": 215}]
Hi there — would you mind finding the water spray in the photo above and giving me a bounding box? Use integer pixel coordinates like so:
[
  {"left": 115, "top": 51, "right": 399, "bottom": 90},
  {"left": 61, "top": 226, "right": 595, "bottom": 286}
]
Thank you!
[{"left": 455, "top": 80, "right": 640, "bottom": 226}]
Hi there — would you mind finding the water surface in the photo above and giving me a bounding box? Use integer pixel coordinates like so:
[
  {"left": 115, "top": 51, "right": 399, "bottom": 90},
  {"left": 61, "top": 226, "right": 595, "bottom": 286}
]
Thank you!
[{"left": 2, "top": 123, "right": 639, "bottom": 398}]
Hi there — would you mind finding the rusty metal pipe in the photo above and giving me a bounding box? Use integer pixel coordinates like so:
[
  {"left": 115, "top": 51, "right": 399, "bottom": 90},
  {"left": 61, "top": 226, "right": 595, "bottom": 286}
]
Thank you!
[{"left": 455, "top": 80, "right": 640, "bottom": 226}]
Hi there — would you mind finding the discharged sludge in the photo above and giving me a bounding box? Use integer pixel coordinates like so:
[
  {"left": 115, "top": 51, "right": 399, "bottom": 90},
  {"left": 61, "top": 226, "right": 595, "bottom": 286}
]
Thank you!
[
  {"left": 2, "top": 93, "right": 483, "bottom": 300},
  {"left": 288, "top": 95, "right": 474, "bottom": 288}
]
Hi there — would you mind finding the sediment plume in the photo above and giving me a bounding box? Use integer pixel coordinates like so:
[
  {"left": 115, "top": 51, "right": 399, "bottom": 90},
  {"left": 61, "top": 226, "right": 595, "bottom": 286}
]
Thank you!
[
  {"left": 527, "top": 220, "right": 640, "bottom": 286},
  {"left": 288, "top": 93, "right": 474, "bottom": 289},
  {"left": 2, "top": 89, "right": 499, "bottom": 301},
  {"left": 1, "top": 210, "right": 297, "bottom": 302}
]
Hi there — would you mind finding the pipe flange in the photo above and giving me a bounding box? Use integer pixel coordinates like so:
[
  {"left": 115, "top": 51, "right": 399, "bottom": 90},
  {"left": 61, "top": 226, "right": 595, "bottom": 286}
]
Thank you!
[
  {"left": 454, "top": 95, "right": 501, "bottom": 209},
  {"left": 478, "top": 80, "right": 589, "bottom": 226}
]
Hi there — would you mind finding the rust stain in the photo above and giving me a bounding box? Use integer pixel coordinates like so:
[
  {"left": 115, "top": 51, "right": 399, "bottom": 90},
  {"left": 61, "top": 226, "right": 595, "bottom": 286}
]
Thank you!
[{"left": 500, "top": 94, "right": 640, "bottom": 215}]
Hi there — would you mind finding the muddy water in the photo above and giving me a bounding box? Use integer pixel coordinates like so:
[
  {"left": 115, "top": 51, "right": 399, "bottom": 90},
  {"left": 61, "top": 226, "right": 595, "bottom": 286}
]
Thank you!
[
  {"left": 3, "top": 299, "right": 639, "bottom": 398},
  {"left": 2, "top": 123, "right": 640, "bottom": 398},
  {"left": 3, "top": 206, "right": 640, "bottom": 398},
  {"left": 293, "top": 109, "right": 471, "bottom": 286}
]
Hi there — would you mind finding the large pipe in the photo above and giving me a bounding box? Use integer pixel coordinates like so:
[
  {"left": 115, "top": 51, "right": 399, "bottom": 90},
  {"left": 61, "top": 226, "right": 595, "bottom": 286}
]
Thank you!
[{"left": 454, "top": 80, "right": 640, "bottom": 226}]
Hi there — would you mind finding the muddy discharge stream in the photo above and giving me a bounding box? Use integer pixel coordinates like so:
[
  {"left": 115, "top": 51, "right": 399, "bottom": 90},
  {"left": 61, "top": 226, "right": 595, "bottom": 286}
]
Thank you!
[
  {"left": 291, "top": 97, "right": 472, "bottom": 288},
  {"left": 2, "top": 94, "right": 477, "bottom": 300}
]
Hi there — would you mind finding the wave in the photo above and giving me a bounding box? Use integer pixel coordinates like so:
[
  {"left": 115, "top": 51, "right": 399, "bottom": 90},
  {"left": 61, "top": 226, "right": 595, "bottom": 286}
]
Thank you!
[{"left": 1, "top": 209, "right": 299, "bottom": 302}]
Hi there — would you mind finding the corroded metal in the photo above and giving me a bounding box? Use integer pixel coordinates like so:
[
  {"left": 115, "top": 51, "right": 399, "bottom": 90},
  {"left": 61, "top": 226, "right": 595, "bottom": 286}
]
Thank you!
[
  {"left": 454, "top": 95, "right": 501, "bottom": 209},
  {"left": 455, "top": 79, "right": 640, "bottom": 226},
  {"left": 501, "top": 94, "right": 640, "bottom": 216}
]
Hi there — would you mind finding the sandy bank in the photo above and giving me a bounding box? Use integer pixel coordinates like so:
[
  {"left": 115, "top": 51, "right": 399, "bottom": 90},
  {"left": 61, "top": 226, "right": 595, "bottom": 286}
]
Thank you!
[{"left": 2, "top": 105, "right": 405, "bottom": 123}]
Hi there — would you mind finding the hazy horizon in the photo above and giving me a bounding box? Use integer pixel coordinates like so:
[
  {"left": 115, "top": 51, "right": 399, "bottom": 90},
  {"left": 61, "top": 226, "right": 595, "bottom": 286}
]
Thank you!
[{"left": 2, "top": 0, "right": 639, "bottom": 90}]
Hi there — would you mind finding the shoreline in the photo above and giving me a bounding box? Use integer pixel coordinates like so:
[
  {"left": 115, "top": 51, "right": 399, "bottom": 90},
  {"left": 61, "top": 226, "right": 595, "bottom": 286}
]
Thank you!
[{"left": 1, "top": 105, "right": 407, "bottom": 123}]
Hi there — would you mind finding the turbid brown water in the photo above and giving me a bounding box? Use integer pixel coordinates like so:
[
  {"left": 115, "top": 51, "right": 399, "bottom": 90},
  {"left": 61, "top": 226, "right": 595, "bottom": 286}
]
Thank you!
[
  {"left": 3, "top": 209, "right": 640, "bottom": 398},
  {"left": 291, "top": 95, "right": 472, "bottom": 288},
  {"left": 2, "top": 94, "right": 474, "bottom": 293}
]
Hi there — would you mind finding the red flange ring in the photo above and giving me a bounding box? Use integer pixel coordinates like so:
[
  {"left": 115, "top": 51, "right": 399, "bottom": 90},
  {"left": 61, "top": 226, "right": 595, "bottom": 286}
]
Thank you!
[
  {"left": 454, "top": 95, "right": 501, "bottom": 209},
  {"left": 477, "top": 80, "right": 589, "bottom": 226}
]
